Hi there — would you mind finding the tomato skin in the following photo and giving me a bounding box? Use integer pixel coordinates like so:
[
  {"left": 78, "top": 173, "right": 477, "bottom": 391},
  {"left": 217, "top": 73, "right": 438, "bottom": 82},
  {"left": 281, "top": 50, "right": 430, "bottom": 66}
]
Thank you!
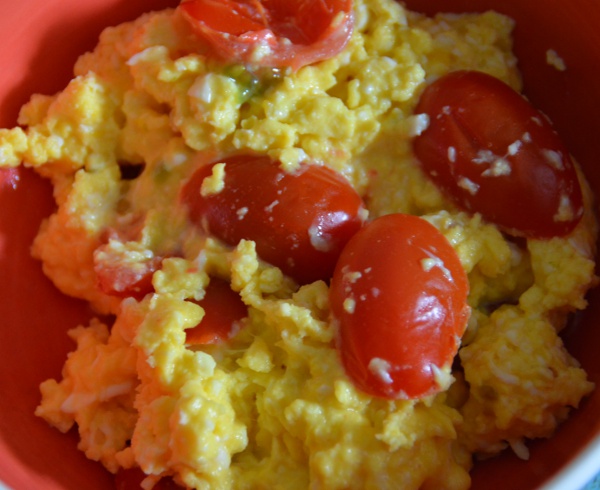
[
  {"left": 412, "top": 70, "right": 583, "bottom": 238},
  {"left": 178, "top": 0, "right": 354, "bottom": 70},
  {"left": 186, "top": 278, "right": 248, "bottom": 344},
  {"left": 329, "top": 214, "right": 470, "bottom": 400},
  {"left": 181, "top": 154, "right": 366, "bottom": 285}
]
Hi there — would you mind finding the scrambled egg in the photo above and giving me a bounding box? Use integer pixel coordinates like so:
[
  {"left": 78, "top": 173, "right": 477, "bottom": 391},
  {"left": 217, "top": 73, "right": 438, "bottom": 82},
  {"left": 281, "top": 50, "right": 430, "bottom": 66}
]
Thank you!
[{"left": 0, "top": 0, "right": 596, "bottom": 488}]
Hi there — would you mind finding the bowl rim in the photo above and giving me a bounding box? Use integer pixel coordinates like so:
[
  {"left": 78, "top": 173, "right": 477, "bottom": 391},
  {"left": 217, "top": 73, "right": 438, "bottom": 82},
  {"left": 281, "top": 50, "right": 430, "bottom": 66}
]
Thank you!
[
  {"left": 1, "top": 1, "right": 599, "bottom": 489},
  {"left": 0, "top": 437, "right": 598, "bottom": 490},
  {"left": 1, "top": 438, "right": 599, "bottom": 490},
  {"left": 541, "top": 433, "right": 600, "bottom": 490}
]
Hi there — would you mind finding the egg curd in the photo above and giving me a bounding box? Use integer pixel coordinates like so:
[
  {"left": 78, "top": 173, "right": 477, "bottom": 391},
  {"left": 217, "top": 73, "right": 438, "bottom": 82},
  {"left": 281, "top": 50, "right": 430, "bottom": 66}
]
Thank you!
[{"left": 0, "top": 0, "right": 597, "bottom": 488}]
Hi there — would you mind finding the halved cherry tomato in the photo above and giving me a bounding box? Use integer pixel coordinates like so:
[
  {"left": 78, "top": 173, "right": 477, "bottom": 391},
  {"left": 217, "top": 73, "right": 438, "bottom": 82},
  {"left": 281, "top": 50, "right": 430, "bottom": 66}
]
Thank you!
[
  {"left": 186, "top": 277, "right": 248, "bottom": 344},
  {"left": 412, "top": 70, "right": 583, "bottom": 238},
  {"left": 181, "top": 154, "right": 366, "bottom": 285},
  {"left": 94, "top": 243, "right": 162, "bottom": 300},
  {"left": 329, "top": 213, "right": 470, "bottom": 400},
  {"left": 115, "top": 467, "right": 184, "bottom": 490},
  {"left": 178, "top": 0, "right": 354, "bottom": 70}
]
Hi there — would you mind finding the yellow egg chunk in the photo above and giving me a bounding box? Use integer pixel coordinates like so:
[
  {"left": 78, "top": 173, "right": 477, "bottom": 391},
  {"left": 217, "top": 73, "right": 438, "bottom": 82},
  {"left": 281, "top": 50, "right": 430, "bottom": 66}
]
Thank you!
[{"left": 0, "top": 0, "right": 596, "bottom": 488}]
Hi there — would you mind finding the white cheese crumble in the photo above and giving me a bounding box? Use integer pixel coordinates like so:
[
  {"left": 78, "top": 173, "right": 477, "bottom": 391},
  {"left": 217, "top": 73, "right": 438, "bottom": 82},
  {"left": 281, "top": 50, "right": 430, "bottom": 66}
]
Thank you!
[
  {"left": 481, "top": 157, "right": 511, "bottom": 177},
  {"left": 473, "top": 149, "right": 512, "bottom": 177},
  {"left": 458, "top": 177, "right": 479, "bottom": 195},
  {"left": 546, "top": 49, "right": 567, "bottom": 72},
  {"left": 507, "top": 140, "right": 522, "bottom": 156},
  {"left": 542, "top": 149, "right": 565, "bottom": 170},
  {"left": 420, "top": 251, "right": 453, "bottom": 281},
  {"left": 473, "top": 149, "right": 496, "bottom": 164},
  {"left": 406, "top": 113, "right": 430, "bottom": 137},
  {"left": 343, "top": 269, "right": 363, "bottom": 283},
  {"left": 264, "top": 200, "right": 279, "bottom": 213},
  {"left": 447, "top": 146, "right": 457, "bottom": 163},
  {"left": 343, "top": 297, "right": 356, "bottom": 314},
  {"left": 368, "top": 358, "right": 394, "bottom": 385}
]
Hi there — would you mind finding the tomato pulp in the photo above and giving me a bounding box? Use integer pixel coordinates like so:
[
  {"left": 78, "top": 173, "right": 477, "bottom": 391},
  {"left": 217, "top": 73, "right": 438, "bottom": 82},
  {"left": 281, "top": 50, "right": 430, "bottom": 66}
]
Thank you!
[{"left": 179, "top": 0, "right": 354, "bottom": 69}]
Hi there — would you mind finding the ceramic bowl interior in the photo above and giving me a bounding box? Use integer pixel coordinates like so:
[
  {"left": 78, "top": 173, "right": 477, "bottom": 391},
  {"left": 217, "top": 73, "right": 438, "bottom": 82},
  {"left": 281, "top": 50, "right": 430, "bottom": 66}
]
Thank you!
[{"left": 1, "top": 0, "right": 599, "bottom": 489}]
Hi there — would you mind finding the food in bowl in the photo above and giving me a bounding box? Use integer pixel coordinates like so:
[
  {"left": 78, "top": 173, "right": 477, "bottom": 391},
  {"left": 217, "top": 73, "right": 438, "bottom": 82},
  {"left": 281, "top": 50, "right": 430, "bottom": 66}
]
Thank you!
[{"left": 0, "top": 0, "right": 597, "bottom": 488}]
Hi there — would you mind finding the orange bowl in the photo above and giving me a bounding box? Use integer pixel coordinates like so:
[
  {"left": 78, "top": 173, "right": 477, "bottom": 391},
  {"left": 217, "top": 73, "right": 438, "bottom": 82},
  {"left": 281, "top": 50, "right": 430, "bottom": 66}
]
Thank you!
[{"left": 1, "top": 0, "right": 599, "bottom": 489}]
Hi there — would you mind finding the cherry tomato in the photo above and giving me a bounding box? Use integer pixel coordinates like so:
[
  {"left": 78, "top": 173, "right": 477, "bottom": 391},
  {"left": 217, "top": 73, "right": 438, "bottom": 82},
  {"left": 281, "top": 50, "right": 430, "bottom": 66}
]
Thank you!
[
  {"left": 412, "top": 70, "right": 583, "bottom": 238},
  {"left": 329, "top": 214, "right": 470, "bottom": 400},
  {"left": 181, "top": 154, "right": 366, "bottom": 285},
  {"left": 94, "top": 243, "right": 162, "bottom": 300},
  {"left": 115, "top": 467, "right": 184, "bottom": 490},
  {"left": 178, "top": 0, "right": 354, "bottom": 70},
  {"left": 186, "top": 277, "right": 248, "bottom": 344}
]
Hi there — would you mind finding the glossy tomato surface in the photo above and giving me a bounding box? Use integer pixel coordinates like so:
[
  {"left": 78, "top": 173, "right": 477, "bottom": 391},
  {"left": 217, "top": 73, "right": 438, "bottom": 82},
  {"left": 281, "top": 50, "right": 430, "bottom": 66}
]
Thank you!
[
  {"left": 181, "top": 154, "right": 366, "bottom": 285},
  {"left": 330, "top": 214, "right": 469, "bottom": 400},
  {"left": 1, "top": 1, "right": 600, "bottom": 490},
  {"left": 413, "top": 70, "right": 583, "bottom": 238}
]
